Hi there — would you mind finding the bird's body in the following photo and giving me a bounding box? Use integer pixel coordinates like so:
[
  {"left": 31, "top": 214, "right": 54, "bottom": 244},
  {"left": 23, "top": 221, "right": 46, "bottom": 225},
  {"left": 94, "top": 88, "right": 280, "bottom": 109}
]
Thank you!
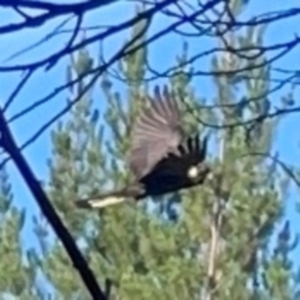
[{"left": 76, "top": 86, "right": 210, "bottom": 209}]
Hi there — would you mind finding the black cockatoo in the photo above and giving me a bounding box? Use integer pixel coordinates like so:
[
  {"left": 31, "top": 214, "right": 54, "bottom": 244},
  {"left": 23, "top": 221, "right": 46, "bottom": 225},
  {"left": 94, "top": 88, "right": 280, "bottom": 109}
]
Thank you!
[{"left": 76, "top": 85, "right": 210, "bottom": 209}]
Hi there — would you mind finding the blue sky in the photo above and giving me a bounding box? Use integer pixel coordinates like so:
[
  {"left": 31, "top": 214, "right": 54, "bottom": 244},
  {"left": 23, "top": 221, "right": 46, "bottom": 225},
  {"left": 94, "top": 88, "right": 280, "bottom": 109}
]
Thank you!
[{"left": 0, "top": 0, "right": 299, "bottom": 276}]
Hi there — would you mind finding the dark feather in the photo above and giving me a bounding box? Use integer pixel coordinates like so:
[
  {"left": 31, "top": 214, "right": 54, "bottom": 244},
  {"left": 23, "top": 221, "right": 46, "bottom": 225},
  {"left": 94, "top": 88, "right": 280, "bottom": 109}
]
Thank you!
[
  {"left": 128, "top": 85, "right": 182, "bottom": 179},
  {"left": 138, "top": 135, "right": 209, "bottom": 196},
  {"left": 145, "top": 134, "right": 208, "bottom": 178},
  {"left": 75, "top": 184, "right": 145, "bottom": 209},
  {"left": 76, "top": 85, "right": 210, "bottom": 210}
]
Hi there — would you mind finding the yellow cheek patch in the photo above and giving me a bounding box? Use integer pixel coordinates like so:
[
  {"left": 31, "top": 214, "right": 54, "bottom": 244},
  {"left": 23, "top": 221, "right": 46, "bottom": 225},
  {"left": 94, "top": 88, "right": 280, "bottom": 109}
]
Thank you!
[{"left": 187, "top": 166, "right": 198, "bottom": 178}]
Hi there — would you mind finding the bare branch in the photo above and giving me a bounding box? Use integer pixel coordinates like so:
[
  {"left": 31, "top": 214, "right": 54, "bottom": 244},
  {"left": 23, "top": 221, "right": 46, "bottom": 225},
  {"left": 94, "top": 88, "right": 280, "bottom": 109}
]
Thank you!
[
  {"left": 0, "top": 108, "right": 107, "bottom": 299},
  {"left": 0, "top": 0, "right": 115, "bottom": 34},
  {"left": 0, "top": 0, "right": 177, "bottom": 72}
]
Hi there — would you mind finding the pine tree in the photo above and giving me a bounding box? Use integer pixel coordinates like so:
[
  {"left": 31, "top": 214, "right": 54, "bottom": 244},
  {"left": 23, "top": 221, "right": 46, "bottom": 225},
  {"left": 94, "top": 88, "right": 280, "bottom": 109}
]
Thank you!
[
  {"left": 0, "top": 161, "right": 44, "bottom": 298},
  {"left": 29, "top": 2, "right": 299, "bottom": 299}
]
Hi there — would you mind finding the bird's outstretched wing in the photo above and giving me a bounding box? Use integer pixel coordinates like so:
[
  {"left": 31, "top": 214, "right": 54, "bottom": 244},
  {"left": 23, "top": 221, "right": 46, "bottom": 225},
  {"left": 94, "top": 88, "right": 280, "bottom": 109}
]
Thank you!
[
  {"left": 128, "top": 85, "right": 182, "bottom": 179},
  {"left": 142, "top": 134, "right": 208, "bottom": 179},
  {"left": 176, "top": 133, "right": 208, "bottom": 167}
]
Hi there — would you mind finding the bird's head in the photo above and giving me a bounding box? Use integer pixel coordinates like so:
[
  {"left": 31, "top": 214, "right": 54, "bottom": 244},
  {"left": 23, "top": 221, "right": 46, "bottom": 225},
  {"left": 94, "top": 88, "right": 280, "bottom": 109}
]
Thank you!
[{"left": 187, "top": 162, "right": 211, "bottom": 183}]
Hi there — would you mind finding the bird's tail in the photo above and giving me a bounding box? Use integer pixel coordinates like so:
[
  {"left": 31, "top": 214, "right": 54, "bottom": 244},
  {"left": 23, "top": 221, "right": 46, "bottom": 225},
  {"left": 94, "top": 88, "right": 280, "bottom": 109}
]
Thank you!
[
  {"left": 75, "top": 185, "right": 142, "bottom": 209},
  {"left": 75, "top": 189, "right": 128, "bottom": 209}
]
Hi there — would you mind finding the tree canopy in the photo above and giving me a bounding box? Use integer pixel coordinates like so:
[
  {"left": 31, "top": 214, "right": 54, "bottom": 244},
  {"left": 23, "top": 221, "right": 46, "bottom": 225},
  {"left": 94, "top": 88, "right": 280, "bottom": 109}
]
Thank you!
[{"left": 0, "top": 0, "right": 300, "bottom": 299}]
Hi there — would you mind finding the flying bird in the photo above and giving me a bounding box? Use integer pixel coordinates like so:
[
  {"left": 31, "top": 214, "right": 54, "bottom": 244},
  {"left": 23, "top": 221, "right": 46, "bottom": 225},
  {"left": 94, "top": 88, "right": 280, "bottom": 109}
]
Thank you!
[{"left": 76, "top": 85, "right": 210, "bottom": 209}]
